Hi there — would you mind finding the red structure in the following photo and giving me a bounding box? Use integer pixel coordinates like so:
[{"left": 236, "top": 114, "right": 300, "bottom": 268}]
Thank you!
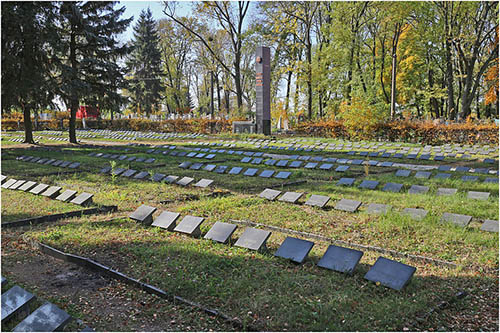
[{"left": 75, "top": 105, "right": 100, "bottom": 119}]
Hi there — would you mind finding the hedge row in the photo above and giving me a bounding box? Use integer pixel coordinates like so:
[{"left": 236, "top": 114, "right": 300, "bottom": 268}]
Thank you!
[{"left": 295, "top": 120, "right": 499, "bottom": 145}]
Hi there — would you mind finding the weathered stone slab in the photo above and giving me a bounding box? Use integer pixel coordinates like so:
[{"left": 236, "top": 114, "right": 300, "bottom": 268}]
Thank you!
[
  {"left": 364, "top": 257, "right": 416, "bottom": 291},
  {"left": 274, "top": 237, "right": 314, "bottom": 264},
  {"left": 279, "top": 192, "right": 303, "bottom": 204},
  {"left": 55, "top": 190, "right": 78, "bottom": 202},
  {"left": 408, "top": 185, "right": 429, "bottom": 195},
  {"left": 358, "top": 180, "right": 379, "bottom": 190},
  {"left": 467, "top": 191, "right": 490, "bottom": 200},
  {"left": 480, "top": 220, "right": 499, "bottom": 232},
  {"left": 204, "top": 222, "right": 237, "bottom": 244},
  {"left": 395, "top": 170, "right": 411, "bottom": 177},
  {"left": 335, "top": 165, "right": 349, "bottom": 172},
  {"left": 336, "top": 178, "right": 355, "bottom": 186},
  {"left": 173, "top": 215, "right": 204, "bottom": 237},
  {"left": 335, "top": 199, "right": 362, "bottom": 212},
  {"left": 193, "top": 179, "right": 214, "bottom": 188},
  {"left": 151, "top": 211, "right": 180, "bottom": 231},
  {"left": 177, "top": 177, "right": 194, "bottom": 186},
  {"left": 18, "top": 181, "right": 37, "bottom": 192},
  {"left": 382, "top": 182, "right": 403, "bottom": 193},
  {"left": 129, "top": 204, "right": 157, "bottom": 224},
  {"left": 365, "top": 203, "right": 391, "bottom": 214},
  {"left": 317, "top": 245, "right": 363, "bottom": 274},
  {"left": 304, "top": 194, "right": 330, "bottom": 208},
  {"left": 1, "top": 285, "right": 36, "bottom": 322},
  {"left": 163, "top": 175, "right": 179, "bottom": 184},
  {"left": 440, "top": 213, "right": 472, "bottom": 227},
  {"left": 274, "top": 171, "right": 291, "bottom": 179},
  {"left": 228, "top": 167, "right": 243, "bottom": 175},
  {"left": 12, "top": 302, "right": 72, "bottom": 332},
  {"left": 234, "top": 227, "right": 271, "bottom": 251},
  {"left": 402, "top": 208, "right": 428, "bottom": 220},
  {"left": 2, "top": 179, "right": 17, "bottom": 189},
  {"left": 70, "top": 192, "right": 93, "bottom": 206},
  {"left": 414, "top": 171, "right": 431, "bottom": 179},
  {"left": 436, "top": 187, "right": 457, "bottom": 196},
  {"left": 151, "top": 173, "right": 165, "bottom": 182}
]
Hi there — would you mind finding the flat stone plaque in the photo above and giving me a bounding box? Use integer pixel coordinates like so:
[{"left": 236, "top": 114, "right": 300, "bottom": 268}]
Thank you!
[
  {"left": 151, "top": 173, "right": 165, "bottom": 182},
  {"left": 402, "top": 208, "right": 428, "bottom": 220},
  {"left": 436, "top": 187, "right": 457, "bottom": 196},
  {"left": 434, "top": 155, "right": 445, "bottom": 161},
  {"left": 12, "top": 302, "right": 71, "bottom": 332},
  {"left": 173, "top": 215, "right": 205, "bottom": 237},
  {"left": 259, "top": 170, "right": 274, "bottom": 178},
  {"left": 243, "top": 168, "right": 259, "bottom": 176},
  {"left": 203, "top": 164, "right": 217, "bottom": 172},
  {"left": 480, "top": 220, "right": 499, "bottom": 232},
  {"left": 228, "top": 167, "right": 243, "bottom": 175},
  {"left": 55, "top": 190, "right": 78, "bottom": 202},
  {"left": 36, "top": 187, "right": 59, "bottom": 199},
  {"left": 259, "top": 189, "right": 282, "bottom": 200},
  {"left": 337, "top": 178, "right": 355, "bottom": 186},
  {"left": 111, "top": 167, "right": 126, "bottom": 176},
  {"left": 440, "top": 213, "right": 472, "bottom": 227},
  {"left": 279, "top": 191, "right": 303, "bottom": 204},
  {"left": 204, "top": 222, "right": 237, "bottom": 244},
  {"left": 126, "top": 156, "right": 136, "bottom": 162},
  {"left": 129, "top": 204, "right": 157, "bottom": 224},
  {"left": 359, "top": 180, "right": 379, "bottom": 190},
  {"left": 9, "top": 180, "right": 26, "bottom": 190},
  {"left": 0, "top": 175, "right": 6, "bottom": 184},
  {"left": 484, "top": 177, "right": 498, "bottom": 183},
  {"left": 274, "top": 171, "right": 291, "bottom": 179},
  {"left": 317, "top": 245, "right": 363, "bottom": 274},
  {"left": 319, "top": 163, "right": 333, "bottom": 170},
  {"left": 241, "top": 157, "right": 252, "bottom": 163},
  {"left": 264, "top": 159, "right": 277, "bottom": 166},
  {"left": 289, "top": 161, "right": 302, "bottom": 168},
  {"left": 467, "top": 191, "right": 490, "bottom": 200},
  {"left": 462, "top": 175, "right": 478, "bottom": 182},
  {"left": 434, "top": 173, "right": 451, "bottom": 179},
  {"left": 251, "top": 158, "right": 263, "bottom": 164},
  {"left": 335, "top": 165, "right": 349, "bottom": 172},
  {"left": 1, "top": 285, "right": 36, "bottom": 322},
  {"left": 70, "top": 192, "right": 94, "bottom": 206},
  {"left": 189, "top": 163, "right": 203, "bottom": 170},
  {"left": 214, "top": 165, "right": 228, "bottom": 174},
  {"left": 151, "top": 211, "right": 180, "bottom": 231},
  {"left": 187, "top": 152, "right": 196, "bottom": 158},
  {"left": 163, "top": 175, "right": 179, "bottom": 184},
  {"left": 99, "top": 166, "right": 112, "bottom": 174},
  {"left": 366, "top": 203, "right": 391, "bottom": 214},
  {"left": 177, "top": 177, "right": 194, "bottom": 186},
  {"left": 274, "top": 236, "right": 314, "bottom": 264},
  {"left": 194, "top": 179, "right": 214, "bottom": 188},
  {"left": 305, "top": 194, "right": 330, "bottom": 208},
  {"left": 276, "top": 160, "right": 288, "bottom": 167},
  {"left": 2, "top": 179, "right": 17, "bottom": 189},
  {"left": 134, "top": 171, "right": 150, "bottom": 180},
  {"left": 408, "top": 185, "right": 429, "bottom": 195},
  {"left": 304, "top": 162, "right": 318, "bottom": 169},
  {"left": 29, "top": 183, "right": 49, "bottom": 195},
  {"left": 364, "top": 257, "right": 416, "bottom": 291},
  {"left": 60, "top": 161, "right": 72, "bottom": 168},
  {"left": 395, "top": 169, "right": 411, "bottom": 177},
  {"left": 121, "top": 169, "right": 137, "bottom": 177},
  {"left": 18, "top": 181, "right": 37, "bottom": 192},
  {"left": 438, "top": 165, "right": 452, "bottom": 171},
  {"left": 234, "top": 227, "right": 271, "bottom": 251},
  {"left": 415, "top": 171, "right": 431, "bottom": 179},
  {"left": 335, "top": 199, "right": 362, "bottom": 212},
  {"left": 179, "top": 161, "right": 192, "bottom": 169},
  {"left": 205, "top": 154, "right": 216, "bottom": 159},
  {"left": 455, "top": 166, "right": 470, "bottom": 172},
  {"left": 68, "top": 162, "right": 80, "bottom": 169},
  {"left": 382, "top": 182, "right": 403, "bottom": 193}
]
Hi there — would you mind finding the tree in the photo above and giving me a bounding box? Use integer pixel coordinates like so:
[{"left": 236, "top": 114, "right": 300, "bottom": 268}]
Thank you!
[
  {"left": 1, "top": 2, "right": 58, "bottom": 143},
  {"left": 127, "top": 8, "right": 164, "bottom": 117},
  {"left": 56, "top": 1, "right": 131, "bottom": 143}
]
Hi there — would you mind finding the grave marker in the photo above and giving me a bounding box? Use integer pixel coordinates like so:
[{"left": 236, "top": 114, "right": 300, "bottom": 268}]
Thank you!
[
  {"left": 243, "top": 168, "right": 259, "bottom": 176},
  {"left": 274, "top": 171, "right": 291, "bottom": 179},
  {"left": 203, "top": 164, "right": 217, "bottom": 172},
  {"left": 228, "top": 167, "right": 243, "bottom": 175},
  {"left": 194, "top": 179, "right": 214, "bottom": 188},
  {"left": 414, "top": 171, "right": 431, "bottom": 179},
  {"left": 129, "top": 204, "right": 157, "bottom": 224},
  {"left": 305, "top": 194, "right": 330, "bottom": 208},
  {"left": 151, "top": 211, "right": 180, "bottom": 231},
  {"left": 436, "top": 187, "right": 457, "bottom": 196},
  {"left": 364, "top": 257, "right": 416, "bottom": 291},
  {"left": 402, "top": 208, "right": 428, "bottom": 220},
  {"left": 259, "top": 189, "right": 282, "bottom": 200},
  {"left": 434, "top": 173, "right": 451, "bottom": 179},
  {"left": 2, "top": 179, "right": 17, "bottom": 189},
  {"left": 12, "top": 302, "right": 72, "bottom": 332},
  {"left": 134, "top": 171, "right": 150, "bottom": 180},
  {"left": 408, "top": 185, "right": 429, "bottom": 195},
  {"left": 336, "top": 178, "right": 355, "bottom": 186},
  {"left": 234, "top": 227, "right": 271, "bottom": 251},
  {"left": 55, "top": 190, "right": 78, "bottom": 202},
  {"left": 382, "top": 182, "right": 403, "bottom": 193},
  {"left": 151, "top": 173, "right": 166, "bottom": 182},
  {"left": 177, "top": 177, "right": 194, "bottom": 186},
  {"left": 462, "top": 175, "right": 478, "bottom": 182},
  {"left": 467, "top": 191, "right": 490, "bottom": 200},
  {"left": 279, "top": 192, "right": 303, "bottom": 204},
  {"left": 18, "top": 181, "right": 37, "bottom": 192},
  {"left": 179, "top": 161, "right": 192, "bottom": 169},
  {"left": 365, "top": 203, "right": 391, "bottom": 214},
  {"left": 214, "top": 165, "right": 228, "bottom": 174},
  {"left": 317, "top": 245, "right": 363, "bottom": 274},
  {"left": 1, "top": 285, "right": 36, "bottom": 322},
  {"left": 335, "top": 199, "right": 362, "bottom": 212},
  {"left": 70, "top": 192, "right": 93, "bottom": 206},
  {"left": 189, "top": 163, "right": 203, "bottom": 170},
  {"left": 480, "top": 220, "right": 499, "bottom": 232},
  {"left": 29, "top": 183, "right": 49, "bottom": 195},
  {"left": 204, "top": 222, "right": 238, "bottom": 244},
  {"left": 274, "top": 237, "right": 314, "bottom": 264},
  {"left": 359, "top": 180, "right": 379, "bottom": 190},
  {"left": 395, "top": 170, "right": 411, "bottom": 177},
  {"left": 173, "top": 215, "right": 205, "bottom": 237},
  {"left": 9, "top": 180, "right": 26, "bottom": 190},
  {"left": 440, "top": 213, "right": 472, "bottom": 227},
  {"left": 121, "top": 169, "right": 137, "bottom": 178}
]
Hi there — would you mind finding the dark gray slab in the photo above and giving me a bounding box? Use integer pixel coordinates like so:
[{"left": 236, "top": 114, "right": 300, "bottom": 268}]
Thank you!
[
  {"left": 129, "top": 204, "right": 157, "bottom": 224},
  {"left": 194, "top": 179, "right": 214, "bottom": 188},
  {"left": 151, "top": 173, "right": 166, "bottom": 182},
  {"left": 40, "top": 186, "right": 62, "bottom": 198},
  {"left": 134, "top": 171, "right": 150, "bottom": 180},
  {"left": 179, "top": 161, "right": 192, "bottom": 169},
  {"left": 484, "top": 177, "right": 498, "bottom": 183},
  {"left": 228, "top": 167, "right": 243, "bottom": 175},
  {"left": 243, "top": 168, "right": 259, "bottom": 177},
  {"left": 395, "top": 169, "right": 411, "bottom": 177},
  {"left": 365, "top": 203, "right": 391, "bottom": 214},
  {"left": 319, "top": 163, "right": 333, "bottom": 170},
  {"left": 438, "top": 165, "right": 452, "bottom": 172},
  {"left": 408, "top": 185, "right": 429, "bottom": 195},
  {"left": 440, "top": 213, "right": 472, "bottom": 227},
  {"left": 289, "top": 161, "right": 302, "bottom": 168},
  {"left": 59, "top": 161, "right": 72, "bottom": 168},
  {"left": 336, "top": 177, "right": 355, "bottom": 186},
  {"left": 358, "top": 180, "right": 379, "bottom": 190},
  {"left": 2, "top": 179, "right": 17, "bottom": 189},
  {"left": 276, "top": 160, "right": 288, "bottom": 167},
  {"left": 264, "top": 159, "right": 277, "bottom": 166},
  {"left": 259, "top": 189, "right": 282, "bottom": 201},
  {"left": 68, "top": 162, "right": 80, "bottom": 169},
  {"left": 29, "top": 183, "right": 49, "bottom": 195},
  {"left": 9, "top": 180, "right": 26, "bottom": 190},
  {"left": 259, "top": 170, "right": 274, "bottom": 178},
  {"left": 151, "top": 211, "right": 180, "bottom": 231},
  {"left": 402, "top": 208, "right": 428, "bottom": 220},
  {"left": 173, "top": 215, "right": 204, "bottom": 237},
  {"left": 99, "top": 166, "right": 112, "bottom": 174},
  {"left": 177, "top": 177, "right": 194, "bottom": 186},
  {"left": 187, "top": 152, "right": 197, "bottom": 158},
  {"left": 480, "top": 220, "right": 499, "bottom": 232},
  {"left": 121, "top": 169, "right": 137, "bottom": 178},
  {"left": 335, "top": 165, "right": 349, "bottom": 172},
  {"left": 434, "top": 173, "right": 451, "bottom": 179},
  {"left": 382, "top": 182, "right": 403, "bottom": 193},
  {"left": 241, "top": 157, "right": 252, "bottom": 163},
  {"left": 279, "top": 191, "right": 303, "bottom": 204},
  {"left": 455, "top": 166, "right": 470, "bottom": 173},
  {"left": 467, "top": 191, "right": 490, "bottom": 200},
  {"left": 111, "top": 167, "right": 126, "bottom": 176},
  {"left": 189, "top": 163, "right": 204, "bottom": 170},
  {"left": 18, "top": 181, "right": 37, "bottom": 192},
  {"left": 214, "top": 165, "right": 228, "bottom": 174},
  {"left": 1, "top": 285, "right": 36, "bottom": 322},
  {"left": 55, "top": 190, "right": 78, "bottom": 202},
  {"left": 0, "top": 175, "right": 7, "bottom": 184},
  {"left": 305, "top": 195, "right": 330, "bottom": 208},
  {"left": 462, "top": 175, "right": 478, "bottom": 182},
  {"left": 364, "top": 257, "right": 416, "bottom": 291},
  {"left": 70, "top": 192, "right": 93, "bottom": 206},
  {"left": 12, "top": 302, "right": 72, "bottom": 332},
  {"left": 205, "top": 154, "right": 216, "bottom": 159},
  {"left": 204, "top": 222, "right": 238, "bottom": 244},
  {"left": 317, "top": 245, "right": 363, "bottom": 274},
  {"left": 251, "top": 158, "right": 263, "bottom": 164},
  {"left": 126, "top": 156, "right": 136, "bottom": 162},
  {"left": 436, "top": 187, "right": 457, "bottom": 196},
  {"left": 414, "top": 171, "right": 431, "bottom": 179},
  {"left": 274, "top": 236, "right": 314, "bottom": 264},
  {"left": 234, "top": 227, "right": 271, "bottom": 251},
  {"left": 274, "top": 171, "right": 291, "bottom": 179},
  {"left": 203, "top": 164, "right": 217, "bottom": 172},
  {"left": 163, "top": 175, "right": 179, "bottom": 184},
  {"left": 335, "top": 199, "right": 362, "bottom": 212}
]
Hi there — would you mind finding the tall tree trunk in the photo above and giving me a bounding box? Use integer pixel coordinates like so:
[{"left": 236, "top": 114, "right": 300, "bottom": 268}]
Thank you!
[
  {"left": 428, "top": 68, "right": 439, "bottom": 118},
  {"left": 294, "top": 51, "right": 302, "bottom": 115},
  {"left": 306, "top": 38, "right": 313, "bottom": 119},
  {"left": 23, "top": 104, "right": 34, "bottom": 144},
  {"left": 444, "top": 5, "right": 456, "bottom": 120},
  {"left": 69, "top": 28, "right": 78, "bottom": 144},
  {"left": 234, "top": 51, "right": 243, "bottom": 113},
  {"left": 215, "top": 72, "right": 221, "bottom": 113},
  {"left": 285, "top": 70, "right": 292, "bottom": 112},
  {"left": 380, "top": 35, "right": 390, "bottom": 104}
]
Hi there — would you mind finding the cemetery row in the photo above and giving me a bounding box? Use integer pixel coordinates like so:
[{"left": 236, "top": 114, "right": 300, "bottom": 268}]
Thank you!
[
  {"left": 258, "top": 188, "right": 497, "bottom": 232},
  {"left": 130, "top": 204, "right": 417, "bottom": 291}
]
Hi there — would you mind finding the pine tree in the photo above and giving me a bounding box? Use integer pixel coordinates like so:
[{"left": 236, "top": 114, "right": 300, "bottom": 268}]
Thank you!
[
  {"left": 56, "top": 1, "right": 132, "bottom": 143},
  {"left": 127, "top": 8, "right": 164, "bottom": 117},
  {"left": 1, "top": 2, "right": 58, "bottom": 143}
]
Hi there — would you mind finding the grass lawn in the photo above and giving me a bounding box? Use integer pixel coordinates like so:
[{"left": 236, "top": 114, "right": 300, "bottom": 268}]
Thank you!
[{"left": 1, "top": 132, "right": 498, "bottom": 331}]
